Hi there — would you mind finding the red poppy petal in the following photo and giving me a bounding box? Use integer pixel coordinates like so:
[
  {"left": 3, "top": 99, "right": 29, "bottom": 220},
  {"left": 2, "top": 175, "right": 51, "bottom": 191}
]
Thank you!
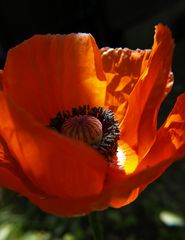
[
  {"left": 3, "top": 34, "right": 106, "bottom": 124},
  {"left": 0, "top": 92, "right": 107, "bottom": 198},
  {"left": 121, "top": 24, "right": 174, "bottom": 158}
]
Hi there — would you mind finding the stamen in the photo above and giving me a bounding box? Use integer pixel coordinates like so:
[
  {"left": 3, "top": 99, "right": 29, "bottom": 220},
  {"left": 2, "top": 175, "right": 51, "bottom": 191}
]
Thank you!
[{"left": 48, "top": 105, "right": 120, "bottom": 161}]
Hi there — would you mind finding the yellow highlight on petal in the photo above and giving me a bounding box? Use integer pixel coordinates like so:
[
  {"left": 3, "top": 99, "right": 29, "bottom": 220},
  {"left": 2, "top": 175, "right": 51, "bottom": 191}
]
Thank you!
[{"left": 117, "top": 143, "right": 139, "bottom": 174}]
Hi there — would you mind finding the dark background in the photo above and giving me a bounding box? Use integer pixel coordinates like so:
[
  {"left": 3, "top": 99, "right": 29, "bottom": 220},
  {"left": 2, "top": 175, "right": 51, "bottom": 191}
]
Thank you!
[{"left": 0, "top": 0, "right": 185, "bottom": 239}]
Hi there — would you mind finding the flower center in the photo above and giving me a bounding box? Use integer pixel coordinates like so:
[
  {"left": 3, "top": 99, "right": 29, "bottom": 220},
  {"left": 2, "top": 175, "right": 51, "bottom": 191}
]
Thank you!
[
  {"left": 61, "top": 115, "right": 103, "bottom": 145},
  {"left": 48, "top": 105, "right": 120, "bottom": 161}
]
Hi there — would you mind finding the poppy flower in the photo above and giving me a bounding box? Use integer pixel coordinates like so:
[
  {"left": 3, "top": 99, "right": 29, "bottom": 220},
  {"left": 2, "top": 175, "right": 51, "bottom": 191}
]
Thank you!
[{"left": 0, "top": 24, "right": 185, "bottom": 217}]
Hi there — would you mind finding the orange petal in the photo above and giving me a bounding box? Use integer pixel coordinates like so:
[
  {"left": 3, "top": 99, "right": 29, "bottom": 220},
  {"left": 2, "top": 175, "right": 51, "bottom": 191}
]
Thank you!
[
  {"left": 3, "top": 34, "right": 106, "bottom": 125},
  {"left": 0, "top": 92, "right": 107, "bottom": 199},
  {"left": 121, "top": 24, "right": 174, "bottom": 158},
  {"left": 101, "top": 46, "right": 151, "bottom": 121}
]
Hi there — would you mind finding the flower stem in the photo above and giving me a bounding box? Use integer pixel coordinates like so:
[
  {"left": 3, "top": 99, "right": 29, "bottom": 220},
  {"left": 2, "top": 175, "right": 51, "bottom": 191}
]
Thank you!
[{"left": 88, "top": 212, "right": 104, "bottom": 240}]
